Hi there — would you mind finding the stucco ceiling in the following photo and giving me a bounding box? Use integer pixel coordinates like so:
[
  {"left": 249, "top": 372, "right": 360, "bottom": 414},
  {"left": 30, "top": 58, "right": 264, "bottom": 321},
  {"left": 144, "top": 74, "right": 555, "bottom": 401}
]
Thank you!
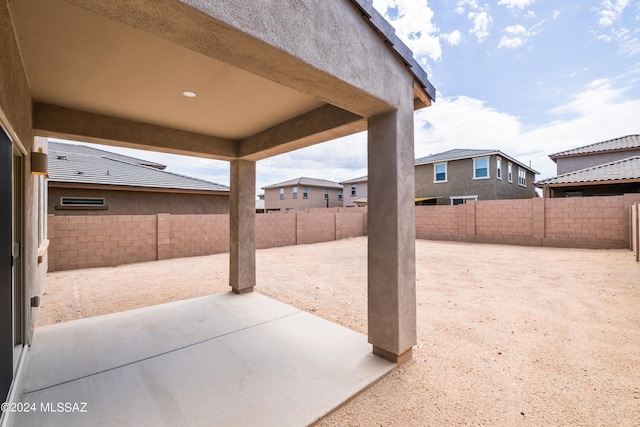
[{"left": 9, "top": 0, "right": 326, "bottom": 140}]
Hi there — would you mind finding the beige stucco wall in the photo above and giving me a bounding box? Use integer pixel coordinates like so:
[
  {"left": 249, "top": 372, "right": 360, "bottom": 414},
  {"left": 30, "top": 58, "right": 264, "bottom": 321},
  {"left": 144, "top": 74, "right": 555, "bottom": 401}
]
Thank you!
[
  {"left": 0, "top": 3, "right": 47, "bottom": 347},
  {"left": 49, "top": 187, "right": 230, "bottom": 215},
  {"left": 342, "top": 181, "right": 368, "bottom": 207},
  {"left": 264, "top": 186, "right": 342, "bottom": 211},
  {"left": 415, "top": 155, "right": 536, "bottom": 204}
]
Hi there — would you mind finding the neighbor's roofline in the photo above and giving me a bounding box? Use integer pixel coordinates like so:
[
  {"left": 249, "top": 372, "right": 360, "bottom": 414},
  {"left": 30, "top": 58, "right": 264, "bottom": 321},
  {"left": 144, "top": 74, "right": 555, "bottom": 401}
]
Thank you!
[
  {"left": 48, "top": 181, "right": 230, "bottom": 195},
  {"left": 415, "top": 150, "right": 539, "bottom": 174},
  {"left": 548, "top": 134, "right": 640, "bottom": 160},
  {"left": 262, "top": 177, "right": 343, "bottom": 190}
]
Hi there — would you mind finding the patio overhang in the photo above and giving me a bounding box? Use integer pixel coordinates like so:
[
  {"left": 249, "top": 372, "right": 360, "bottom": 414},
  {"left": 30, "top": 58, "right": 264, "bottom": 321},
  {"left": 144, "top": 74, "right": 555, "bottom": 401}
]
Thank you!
[
  {"left": 1, "top": 0, "right": 436, "bottom": 421},
  {"left": 10, "top": 0, "right": 432, "bottom": 161}
]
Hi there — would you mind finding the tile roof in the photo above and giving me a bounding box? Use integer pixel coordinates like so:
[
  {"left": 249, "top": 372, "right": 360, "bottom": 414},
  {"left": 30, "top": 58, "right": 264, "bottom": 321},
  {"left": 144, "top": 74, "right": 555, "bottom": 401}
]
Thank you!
[
  {"left": 49, "top": 149, "right": 229, "bottom": 192},
  {"left": 535, "top": 156, "right": 640, "bottom": 186},
  {"left": 549, "top": 135, "right": 640, "bottom": 160},
  {"left": 261, "top": 177, "right": 342, "bottom": 189},
  {"left": 339, "top": 175, "right": 368, "bottom": 184},
  {"left": 415, "top": 148, "right": 539, "bottom": 173},
  {"left": 49, "top": 141, "right": 166, "bottom": 169}
]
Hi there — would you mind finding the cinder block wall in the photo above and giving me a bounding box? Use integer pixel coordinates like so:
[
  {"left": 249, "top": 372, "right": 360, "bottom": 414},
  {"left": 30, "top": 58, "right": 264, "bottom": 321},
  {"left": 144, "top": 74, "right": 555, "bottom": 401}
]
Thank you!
[
  {"left": 256, "top": 213, "right": 296, "bottom": 249},
  {"left": 47, "top": 215, "right": 157, "bottom": 271},
  {"left": 476, "top": 199, "right": 534, "bottom": 238},
  {"left": 170, "top": 214, "right": 229, "bottom": 258},
  {"left": 415, "top": 194, "right": 640, "bottom": 248},
  {"left": 415, "top": 205, "right": 458, "bottom": 240},
  {"left": 48, "top": 209, "right": 367, "bottom": 271},
  {"left": 48, "top": 196, "right": 640, "bottom": 271}
]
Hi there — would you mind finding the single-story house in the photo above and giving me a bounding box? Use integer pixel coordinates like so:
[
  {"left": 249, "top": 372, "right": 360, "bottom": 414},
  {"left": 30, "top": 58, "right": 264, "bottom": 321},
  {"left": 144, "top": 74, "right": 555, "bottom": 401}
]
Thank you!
[{"left": 49, "top": 141, "right": 230, "bottom": 215}]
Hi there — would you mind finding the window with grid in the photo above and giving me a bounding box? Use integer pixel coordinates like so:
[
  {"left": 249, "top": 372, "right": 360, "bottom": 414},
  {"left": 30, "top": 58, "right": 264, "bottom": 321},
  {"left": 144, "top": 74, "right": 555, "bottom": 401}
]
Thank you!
[{"left": 518, "top": 168, "right": 527, "bottom": 187}]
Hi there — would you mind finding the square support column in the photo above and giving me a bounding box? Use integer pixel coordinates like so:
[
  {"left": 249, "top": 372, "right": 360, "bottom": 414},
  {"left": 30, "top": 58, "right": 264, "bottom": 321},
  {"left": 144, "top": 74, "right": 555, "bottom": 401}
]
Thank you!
[
  {"left": 229, "top": 160, "right": 256, "bottom": 294},
  {"left": 367, "top": 102, "right": 417, "bottom": 363}
]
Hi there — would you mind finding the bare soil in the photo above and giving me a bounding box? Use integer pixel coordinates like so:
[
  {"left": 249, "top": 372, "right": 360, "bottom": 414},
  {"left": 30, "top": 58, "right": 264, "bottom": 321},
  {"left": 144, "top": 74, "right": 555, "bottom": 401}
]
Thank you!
[{"left": 40, "top": 237, "right": 640, "bottom": 426}]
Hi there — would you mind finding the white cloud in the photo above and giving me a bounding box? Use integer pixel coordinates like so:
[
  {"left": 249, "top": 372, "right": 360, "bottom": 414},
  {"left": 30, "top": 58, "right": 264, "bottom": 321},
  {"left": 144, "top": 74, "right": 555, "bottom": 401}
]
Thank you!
[
  {"left": 504, "top": 24, "right": 527, "bottom": 35},
  {"left": 415, "top": 79, "right": 640, "bottom": 180},
  {"left": 373, "top": 0, "right": 442, "bottom": 62},
  {"left": 498, "top": 36, "right": 523, "bottom": 48},
  {"left": 455, "top": 0, "right": 480, "bottom": 13},
  {"left": 497, "top": 0, "right": 535, "bottom": 10},
  {"left": 442, "top": 30, "right": 462, "bottom": 46},
  {"left": 59, "top": 81, "right": 640, "bottom": 192},
  {"left": 598, "top": 0, "right": 629, "bottom": 27},
  {"left": 469, "top": 11, "right": 492, "bottom": 42},
  {"left": 498, "top": 25, "right": 526, "bottom": 48},
  {"left": 497, "top": 22, "right": 542, "bottom": 48}
]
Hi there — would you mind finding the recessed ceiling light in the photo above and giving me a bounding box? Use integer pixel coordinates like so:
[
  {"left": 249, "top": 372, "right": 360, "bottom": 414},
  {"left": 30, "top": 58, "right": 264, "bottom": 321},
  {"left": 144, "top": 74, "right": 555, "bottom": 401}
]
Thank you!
[{"left": 182, "top": 91, "right": 197, "bottom": 98}]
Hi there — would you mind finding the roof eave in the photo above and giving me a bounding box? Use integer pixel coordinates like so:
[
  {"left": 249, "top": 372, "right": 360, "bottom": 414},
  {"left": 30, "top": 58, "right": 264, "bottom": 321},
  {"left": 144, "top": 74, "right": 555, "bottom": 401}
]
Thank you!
[
  {"left": 416, "top": 150, "right": 539, "bottom": 174},
  {"left": 348, "top": 0, "right": 435, "bottom": 102},
  {"left": 535, "top": 178, "right": 640, "bottom": 187}
]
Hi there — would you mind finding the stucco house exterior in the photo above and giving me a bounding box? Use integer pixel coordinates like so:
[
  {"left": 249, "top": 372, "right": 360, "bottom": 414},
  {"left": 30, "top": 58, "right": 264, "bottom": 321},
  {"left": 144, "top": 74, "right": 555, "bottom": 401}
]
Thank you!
[
  {"left": 340, "top": 175, "right": 368, "bottom": 207},
  {"left": 49, "top": 141, "right": 230, "bottom": 215},
  {"left": 549, "top": 134, "right": 640, "bottom": 175},
  {"left": 1, "top": 0, "right": 436, "bottom": 423},
  {"left": 414, "top": 149, "right": 538, "bottom": 205},
  {"left": 262, "top": 177, "right": 342, "bottom": 211},
  {"left": 537, "top": 135, "right": 640, "bottom": 197}
]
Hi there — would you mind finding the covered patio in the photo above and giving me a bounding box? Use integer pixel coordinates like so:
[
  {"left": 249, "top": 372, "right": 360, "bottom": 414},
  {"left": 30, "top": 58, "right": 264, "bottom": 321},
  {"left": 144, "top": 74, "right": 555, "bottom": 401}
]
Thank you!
[
  {"left": 12, "top": 292, "right": 393, "bottom": 426},
  {"left": 1, "top": 0, "right": 435, "bottom": 425}
]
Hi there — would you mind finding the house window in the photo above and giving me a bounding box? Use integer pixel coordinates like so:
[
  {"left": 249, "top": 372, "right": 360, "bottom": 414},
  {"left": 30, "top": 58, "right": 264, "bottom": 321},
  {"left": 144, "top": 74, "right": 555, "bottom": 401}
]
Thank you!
[
  {"left": 338, "top": 189, "right": 343, "bottom": 200},
  {"left": 292, "top": 186, "right": 298, "bottom": 199},
  {"left": 518, "top": 168, "right": 527, "bottom": 187},
  {"left": 324, "top": 189, "right": 329, "bottom": 200},
  {"left": 303, "top": 187, "right": 308, "bottom": 198},
  {"left": 474, "top": 157, "right": 489, "bottom": 179},
  {"left": 434, "top": 162, "right": 447, "bottom": 182},
  {"left": 508, "top": 163, "right": 513, "bottom": 183},
  {"left": 60, "top": 197, "right": 105, "bottom": 207},
  {"left": 496, "top": 157, "right": 502, "bottom": 180},
  {"left": 279, "top": 188, "right": 284, "bottom": 200},
  {"left": 450, "top": 195, "right": 478, "bottom": 205},
  {"left": 351, "top": 184, "right": 357, "bottom": 196}
]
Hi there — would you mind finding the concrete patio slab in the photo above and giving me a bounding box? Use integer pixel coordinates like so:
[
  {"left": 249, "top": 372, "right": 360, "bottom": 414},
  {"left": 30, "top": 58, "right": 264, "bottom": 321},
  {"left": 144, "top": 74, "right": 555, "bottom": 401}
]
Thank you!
[{"left": 9, "top": 292, "right": 393, "bottom": 427}]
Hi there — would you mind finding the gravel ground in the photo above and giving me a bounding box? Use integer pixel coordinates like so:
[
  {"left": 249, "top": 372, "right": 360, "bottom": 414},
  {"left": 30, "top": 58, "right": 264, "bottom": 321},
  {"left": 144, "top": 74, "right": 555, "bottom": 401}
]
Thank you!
[{"left": 40, "top": 237, "right": 640, "bottom": 426}]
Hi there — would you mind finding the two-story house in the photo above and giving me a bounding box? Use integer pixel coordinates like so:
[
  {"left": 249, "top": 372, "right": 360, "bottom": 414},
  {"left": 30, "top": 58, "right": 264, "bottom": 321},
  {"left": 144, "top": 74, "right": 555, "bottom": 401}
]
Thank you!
[
  {"left": 340, "top": 176, "right": 368, "bottom": 207},
  {"left": 414, "top": 149, "right": 538, "bottom": 205},
  {"left": 262, "top": 177, "right": 343, "bottom": 212},
  {"left": 536, "top": 135, "right": 640, "bottom": 197}
]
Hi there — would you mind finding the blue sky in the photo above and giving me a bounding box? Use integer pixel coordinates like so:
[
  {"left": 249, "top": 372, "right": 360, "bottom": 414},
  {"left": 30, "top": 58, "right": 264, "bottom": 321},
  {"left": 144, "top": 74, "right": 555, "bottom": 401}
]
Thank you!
[{"left": 58, "top": 0, "right": 640, "bottom": 193}]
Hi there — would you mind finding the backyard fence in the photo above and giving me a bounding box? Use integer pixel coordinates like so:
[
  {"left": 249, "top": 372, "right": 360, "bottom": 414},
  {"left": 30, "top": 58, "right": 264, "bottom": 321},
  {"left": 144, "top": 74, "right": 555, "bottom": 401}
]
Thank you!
[{"left": 48, "top": 194, "right": 640, "bottom": 271}]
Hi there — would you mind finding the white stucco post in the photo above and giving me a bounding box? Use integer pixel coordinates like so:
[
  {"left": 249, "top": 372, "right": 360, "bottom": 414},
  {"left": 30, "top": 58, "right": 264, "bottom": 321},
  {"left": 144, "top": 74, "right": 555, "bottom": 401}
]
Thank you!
[
  {"left": 229, "top": 159, "right": 256, "bottom": 294},
  {"left": 367, "top": 97, "right": 417, "bottom": 363}
]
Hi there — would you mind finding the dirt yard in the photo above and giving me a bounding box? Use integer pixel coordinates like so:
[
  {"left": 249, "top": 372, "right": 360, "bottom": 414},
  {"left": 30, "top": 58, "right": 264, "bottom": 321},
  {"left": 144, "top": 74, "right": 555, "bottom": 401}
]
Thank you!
[{"left": 40, "top": 237, "right": 640, "bottom": 426}]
